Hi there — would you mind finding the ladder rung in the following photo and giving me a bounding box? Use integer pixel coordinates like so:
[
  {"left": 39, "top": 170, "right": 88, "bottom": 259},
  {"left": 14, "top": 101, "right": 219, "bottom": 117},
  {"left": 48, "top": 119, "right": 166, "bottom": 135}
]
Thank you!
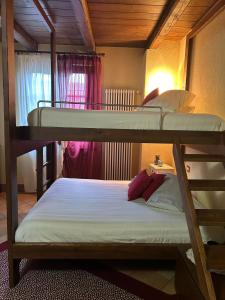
[
  {"left": 206, "top": 245, "right": 225, "bottom": 270},
  {"left": 184, "top": 154, "right": 225, "bottom": 162},
  {"left": 189, "top": 180, "right": 225, "bottom": 191},
  {"left": 196, "top": 209, "right": 225, "bottom": 226}
]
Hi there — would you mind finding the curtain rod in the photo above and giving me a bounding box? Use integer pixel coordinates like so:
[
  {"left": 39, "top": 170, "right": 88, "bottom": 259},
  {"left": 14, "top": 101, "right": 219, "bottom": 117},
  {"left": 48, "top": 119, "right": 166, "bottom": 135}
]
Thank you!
[{"left": 15, "top": 50, "right": 105, "bottom": 57}]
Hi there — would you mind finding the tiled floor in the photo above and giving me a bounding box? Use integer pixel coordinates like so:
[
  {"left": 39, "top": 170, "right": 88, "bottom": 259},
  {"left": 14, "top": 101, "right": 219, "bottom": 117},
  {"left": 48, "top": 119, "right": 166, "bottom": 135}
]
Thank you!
[{"left": 0, "top": 192, "right": 176, "bottom": 294}]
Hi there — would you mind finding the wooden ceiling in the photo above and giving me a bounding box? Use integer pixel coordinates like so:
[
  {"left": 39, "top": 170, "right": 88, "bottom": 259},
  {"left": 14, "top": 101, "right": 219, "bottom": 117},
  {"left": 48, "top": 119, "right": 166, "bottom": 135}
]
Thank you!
[
  {"left": 8, "top": 0, "right": 223, "bottom": 50},
  {"left": 14, "top": 0, "right": 84, "bottom": 45}
]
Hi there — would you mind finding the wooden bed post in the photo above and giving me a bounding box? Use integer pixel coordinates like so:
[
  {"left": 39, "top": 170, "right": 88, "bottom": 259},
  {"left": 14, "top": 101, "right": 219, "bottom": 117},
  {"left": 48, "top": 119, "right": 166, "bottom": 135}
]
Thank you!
[
  {"left": 36, "top": 147, "right": 44, "bottom": 199},
  {"left": 46, "top": 30, "right": 57, "bottom": 184},
  {"left": 1, "top": 0, "right": 20, "bottom": 287},
  {"left": 36, "top": 24, "right": 57, "bottom": 196}
]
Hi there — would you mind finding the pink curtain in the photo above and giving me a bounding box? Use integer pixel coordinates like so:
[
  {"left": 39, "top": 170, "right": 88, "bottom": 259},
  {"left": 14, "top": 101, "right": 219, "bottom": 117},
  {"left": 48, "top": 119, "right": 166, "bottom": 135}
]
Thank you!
[{"left": 57, "top": 54, "right": 102, "bottom": 179}]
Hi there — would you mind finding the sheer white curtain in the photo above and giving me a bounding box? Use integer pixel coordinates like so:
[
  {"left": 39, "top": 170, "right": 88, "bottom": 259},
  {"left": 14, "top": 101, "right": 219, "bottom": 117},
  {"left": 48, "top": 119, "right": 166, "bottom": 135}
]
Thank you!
[{"left": 16, "top": 53, "right": 51, "bottom": 192}]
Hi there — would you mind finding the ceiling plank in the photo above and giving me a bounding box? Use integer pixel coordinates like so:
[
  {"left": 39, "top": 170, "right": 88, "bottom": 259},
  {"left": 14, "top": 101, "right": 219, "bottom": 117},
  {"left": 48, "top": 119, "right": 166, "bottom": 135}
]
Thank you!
[
  {"left": 14, "top": 21, "right": 38, "bottom": 50},
  {"left": 33, "top": 0, "right": 55, "bottom": 32},
  {"left": 70, "top": 0, "right": 95, "bottom": 51},
  {"left": 146, "top": 0, "right": 191, "bottom": 49}
]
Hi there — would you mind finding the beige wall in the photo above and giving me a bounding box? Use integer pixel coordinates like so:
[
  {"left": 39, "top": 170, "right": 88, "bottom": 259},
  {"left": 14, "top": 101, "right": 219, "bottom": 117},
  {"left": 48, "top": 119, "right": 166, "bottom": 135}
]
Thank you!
[
  {"left": 141, "top": 39, "right": 186, "bottom": 169},
  {"left": 187, "top": 9, "right": 225, "bottom": 208},
  {"left": 97, "top": 47, "right": 145, "bottom": 101},
  {"left": 190, "top": 9, "right": 225, "bottom": 119}
]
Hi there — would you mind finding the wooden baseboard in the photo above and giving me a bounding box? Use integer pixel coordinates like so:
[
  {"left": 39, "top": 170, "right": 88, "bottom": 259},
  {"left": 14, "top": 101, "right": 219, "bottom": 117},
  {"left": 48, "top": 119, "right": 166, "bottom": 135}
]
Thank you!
[{"left": 0, "top": 184, "right": 25, "bottom": 193}]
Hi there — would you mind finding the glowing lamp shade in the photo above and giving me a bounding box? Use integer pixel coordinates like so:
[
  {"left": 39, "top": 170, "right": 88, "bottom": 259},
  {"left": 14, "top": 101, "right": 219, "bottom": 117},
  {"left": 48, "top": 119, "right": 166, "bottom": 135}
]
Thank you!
[{"left": 146, "top": 69, "right": 176, "bottom": 95}]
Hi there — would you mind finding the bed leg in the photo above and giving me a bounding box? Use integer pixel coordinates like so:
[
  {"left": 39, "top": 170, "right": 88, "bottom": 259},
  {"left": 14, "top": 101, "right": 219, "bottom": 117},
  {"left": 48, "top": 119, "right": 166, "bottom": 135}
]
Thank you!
[{"left": 8, "top": 256, "right": 20, "bottom": 288}]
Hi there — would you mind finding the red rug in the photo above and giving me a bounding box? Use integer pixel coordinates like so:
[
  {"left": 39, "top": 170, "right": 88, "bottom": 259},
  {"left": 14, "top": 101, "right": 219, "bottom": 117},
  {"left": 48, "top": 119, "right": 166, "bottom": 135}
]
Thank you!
[{"left": 0, "top": 242, "right": 180, "bottom": 300}]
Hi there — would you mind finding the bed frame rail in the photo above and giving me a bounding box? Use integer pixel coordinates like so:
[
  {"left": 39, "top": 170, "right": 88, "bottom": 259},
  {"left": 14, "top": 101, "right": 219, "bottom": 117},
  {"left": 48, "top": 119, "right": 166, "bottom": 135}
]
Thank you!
[
  {"left": 16, "top": 126, "right": 225, "bottom": 145},
  {"left": 12, "top": 243, "right": 187, "bottom": 260}
]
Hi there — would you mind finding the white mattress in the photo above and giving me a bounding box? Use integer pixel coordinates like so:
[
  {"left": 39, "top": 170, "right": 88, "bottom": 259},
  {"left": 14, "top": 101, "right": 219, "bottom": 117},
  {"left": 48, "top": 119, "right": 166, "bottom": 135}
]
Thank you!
[
  {"left": 15, "top": 178, "right": 225, "bottom": 244},
  {"left": 28, "top": 108, "right": 225, "bottom": 131}
]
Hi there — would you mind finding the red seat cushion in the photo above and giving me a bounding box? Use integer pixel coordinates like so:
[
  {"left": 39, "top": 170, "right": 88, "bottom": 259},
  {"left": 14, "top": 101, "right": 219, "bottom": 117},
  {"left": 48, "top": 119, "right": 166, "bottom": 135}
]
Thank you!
[
  {"left": 128, "top": 170, "right": 153, "bottom": 201},
  {"left": 142, "top": 173, "right": 166, "bottom": 201},
  {"left": 142, "top": 88, "right": 159, "bottom": 106}
]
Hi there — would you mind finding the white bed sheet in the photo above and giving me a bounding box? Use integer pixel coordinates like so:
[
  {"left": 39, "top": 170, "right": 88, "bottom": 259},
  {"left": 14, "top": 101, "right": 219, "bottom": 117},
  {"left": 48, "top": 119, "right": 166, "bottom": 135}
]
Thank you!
[
  {"left": 15, "top": 178, "right": 225, "bottom": 244},
  {"left": 28, "top": 108, "right": 225, "bottom": 131}
]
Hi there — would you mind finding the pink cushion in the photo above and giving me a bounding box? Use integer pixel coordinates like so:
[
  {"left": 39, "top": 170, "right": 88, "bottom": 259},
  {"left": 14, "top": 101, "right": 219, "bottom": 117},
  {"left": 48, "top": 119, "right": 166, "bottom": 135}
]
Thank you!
[
  {"left": 142, "top": 173, "right": 166, "bottom": 201},
  {"left": 142, "top": 88, "right": 159, "bottom": 106},
  {"left": 128, "top": 170, "right": 153, "bottom": 201}
]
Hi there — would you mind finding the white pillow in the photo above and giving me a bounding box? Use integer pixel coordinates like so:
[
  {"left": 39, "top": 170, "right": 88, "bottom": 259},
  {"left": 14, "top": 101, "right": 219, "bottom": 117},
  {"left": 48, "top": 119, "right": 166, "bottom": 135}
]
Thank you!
[
  {"left": 143, "top": 90, "right": 195, "bottom": 112},
  {"left": 146, "top": 174, "right": 184, "bottom": 212},
  {"left": 146, "top": 173, "right": 203, "bottom": 212}
]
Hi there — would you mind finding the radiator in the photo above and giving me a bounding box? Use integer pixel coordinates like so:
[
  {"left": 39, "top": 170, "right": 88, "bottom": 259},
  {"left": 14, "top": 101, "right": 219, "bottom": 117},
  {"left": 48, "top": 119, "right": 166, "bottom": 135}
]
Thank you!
[{"left": 104, "top": 89, "right": 136, "bottom": 180}]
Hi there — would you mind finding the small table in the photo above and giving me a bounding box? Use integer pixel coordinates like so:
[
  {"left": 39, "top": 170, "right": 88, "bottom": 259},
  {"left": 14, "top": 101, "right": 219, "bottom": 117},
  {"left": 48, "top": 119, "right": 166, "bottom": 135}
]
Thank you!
[{"left": 148, "top": 163, "right": 175, "bottom": 174}]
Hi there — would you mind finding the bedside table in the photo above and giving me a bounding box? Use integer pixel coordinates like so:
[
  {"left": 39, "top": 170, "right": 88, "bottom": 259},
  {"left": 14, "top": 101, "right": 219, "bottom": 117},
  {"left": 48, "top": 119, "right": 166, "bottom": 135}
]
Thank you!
[{"left": 148, "top": 163, "right": 175, "bottom": 174}]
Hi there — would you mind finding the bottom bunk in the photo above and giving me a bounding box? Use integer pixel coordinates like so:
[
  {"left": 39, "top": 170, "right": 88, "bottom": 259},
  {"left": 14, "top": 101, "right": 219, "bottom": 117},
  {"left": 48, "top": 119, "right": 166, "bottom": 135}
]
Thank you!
[{"left": 13, "top": 178, "right": 225, "bottom": 260}]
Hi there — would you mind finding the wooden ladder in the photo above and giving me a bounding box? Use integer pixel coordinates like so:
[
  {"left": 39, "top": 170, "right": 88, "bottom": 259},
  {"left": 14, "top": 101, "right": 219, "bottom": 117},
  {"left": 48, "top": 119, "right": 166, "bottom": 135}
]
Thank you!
[{"left": 173, "top": 143, "right": 225, "bottom": 300}]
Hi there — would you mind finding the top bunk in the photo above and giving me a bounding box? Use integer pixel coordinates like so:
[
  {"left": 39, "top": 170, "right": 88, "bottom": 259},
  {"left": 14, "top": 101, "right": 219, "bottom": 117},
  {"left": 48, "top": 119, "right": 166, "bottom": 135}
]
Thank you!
[{"left": 16, "top": 93, "right": 225, "bottom": 145}]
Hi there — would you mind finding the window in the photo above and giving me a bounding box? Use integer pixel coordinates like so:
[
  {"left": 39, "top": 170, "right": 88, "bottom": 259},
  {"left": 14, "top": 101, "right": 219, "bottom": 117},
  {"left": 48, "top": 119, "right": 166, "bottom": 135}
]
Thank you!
[
  {"left": 31, "top": 73, "right": 51, "bottom": 107},
  {"left": 65, "top": 73, "right": 87, "bottom": 109}
]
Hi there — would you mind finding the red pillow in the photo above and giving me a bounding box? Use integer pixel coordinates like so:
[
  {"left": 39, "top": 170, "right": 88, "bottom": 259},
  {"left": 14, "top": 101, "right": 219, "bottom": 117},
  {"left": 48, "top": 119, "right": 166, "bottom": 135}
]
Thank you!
[
  {"left": 128, "top": 170, "right": 153, "bottom": 201},
  {"left": 142, "top": 173, "right": 165, "bottom": 201},
  {"left": 142, "top": 88, "right": 159, "bottom": 106}
]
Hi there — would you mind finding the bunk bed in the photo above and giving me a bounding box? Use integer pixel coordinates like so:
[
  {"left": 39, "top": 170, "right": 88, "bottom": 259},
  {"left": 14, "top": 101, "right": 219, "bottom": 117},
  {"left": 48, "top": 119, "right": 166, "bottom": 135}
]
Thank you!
[{"left": 2, "top": 1, "right": 225, "bottom": 300}]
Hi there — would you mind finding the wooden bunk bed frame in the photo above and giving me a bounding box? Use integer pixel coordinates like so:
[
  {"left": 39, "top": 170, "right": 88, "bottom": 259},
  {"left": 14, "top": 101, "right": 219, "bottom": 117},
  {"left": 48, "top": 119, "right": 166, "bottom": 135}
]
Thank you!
[{"left": 2, "top": 1, "right": 225, "bottom": 299}]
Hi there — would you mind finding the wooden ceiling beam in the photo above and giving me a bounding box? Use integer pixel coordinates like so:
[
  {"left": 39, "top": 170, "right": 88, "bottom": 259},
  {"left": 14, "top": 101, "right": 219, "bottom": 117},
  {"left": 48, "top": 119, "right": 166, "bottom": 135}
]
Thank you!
[
  {"left": 188, "top": 0, "right": 225, "bottom": 39},
  {"left": 146, "top": 0, "right": 191, "bottom": 49},
  {"left": 39, "top": 0, "right": 56, "bottom": 24},
  {"left": 70, "top": 0, "right": 95, "bottom": 51},
  {"left": 33, "top": 0, "right": 55, "bottom": 32},
  {"left": 14, "top": 21, "right": 38, "bottom": 51}
]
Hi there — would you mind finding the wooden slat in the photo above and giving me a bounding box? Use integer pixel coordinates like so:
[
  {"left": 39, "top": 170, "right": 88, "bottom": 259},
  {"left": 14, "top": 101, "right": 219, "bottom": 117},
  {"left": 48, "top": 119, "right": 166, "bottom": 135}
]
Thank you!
[
  {"left": 14, "top": 21, "right": 38, "bottom": 50},
  {"left": 89, "top": 3, "right": 164, "bottom": 14},
  {"left": 91, "top": 18, "right": 156, "bottom": 26},
  {"left": 96, "top": 40, "right": 146, "bottom": 48},
  {"left": 88, "top": 0, "right": 167, "bottom": 4},
  {"left": 173, "top": 143, "right": 216, "bottom": 300},
  {"left": 71, "top": 0, "right": 95, "bottom": 51},
  {"left": 206, "top": 245, "right": 225, "bottom": 270},
  {"left": 189, "top": 180, "right": 225, "bottom": 191},
  {"left": 196, "top": 209, "right": 225, "bottom": 226},
  {"left": 146, "top": 0, "right": 181, "bottom": 49},
  {"left": 183, "top": 154, "right": 225, "bottom": 162}
]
